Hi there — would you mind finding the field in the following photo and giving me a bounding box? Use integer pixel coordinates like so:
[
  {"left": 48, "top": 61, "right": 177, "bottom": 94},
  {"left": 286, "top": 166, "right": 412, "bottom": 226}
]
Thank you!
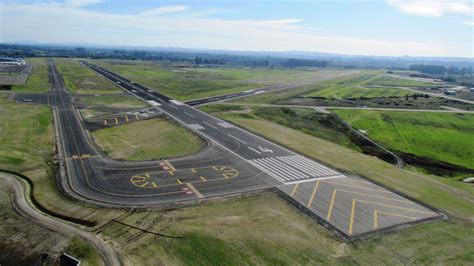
[
  {"left": 79, "top": 95, "right": 148, "bottom": 108},
  {"left": 305, "top": 85, "right": 412, "bottom": 99},
  {"left": 55, "top": 58, "right": 122, "bottom": 94},
  {"left": 12, "top": 58, "right": 50, "bottom": 92},
  {"left": 233, "top": 71, "right": 474, "bottom": 110},
  {"left": 92, "top": 118, "right": 205, "bottom": 161},
  {"left": 365, "top": 75, "right": 442, "bottom": 87},
  {"left": 94, "top": 59, "right": 332, "bottom": 100},
  {"left": 334, "top": 110, "right": 474, "bottom": 170},
  {"left": 0, "top": 95, "right": 102, "bottom": 265}
]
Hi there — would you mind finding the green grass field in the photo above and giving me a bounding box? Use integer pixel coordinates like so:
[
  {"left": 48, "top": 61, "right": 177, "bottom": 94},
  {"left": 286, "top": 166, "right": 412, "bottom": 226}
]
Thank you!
[
  {"left": 305, "top": 85, "right": 412, "bottom": 99},
  {"left": 55, "top": 58, "right": 122, "bottom": 94},
  {"left": 79, "top": 95, "right": 148, "bottom": 108},
  {"left": 234, "top": 71, "right": 441, "bottom": 105},
  {"left": 12, "top": 58, "right": 50, "bottom": 92},
  {"left": 93, "top": 60, "right": 333, "bottom": 100},
  {"left": 92, "top": 118, "right": 205, "bottom": 161},
  {"left": 365, "top": 75, "right": 442, "bottom": 87},
  {"left": 334, "top": 110, "right": 474, "bottom": 169},
  {"left": 0, "top": 95, "right": 103, "bottom": 265}
]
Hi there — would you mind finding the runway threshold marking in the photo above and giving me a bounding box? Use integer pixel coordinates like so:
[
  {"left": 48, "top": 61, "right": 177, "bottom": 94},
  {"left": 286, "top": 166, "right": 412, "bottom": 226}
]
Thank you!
[
  {"left": 191, "top": 168, "right": 197, "bottom": 173},
  {"left": 104, "top": 120, "right": 107, "bottom": 125},
  {"left": 115, "top": 117, "right": 119, "bottom": 125},
  {"left": 200, "top": 176, "right": 207, "bottom": 181},
  {"left": 187, "top": 183, "right": 204, "bottom": 198},
  {"left": 176, "top": 179, "right": 182, "bottom": 184},
  {"left": 135, "top": 114, "right": 139, "bottom": 120},
  {"left": 125, "top": 115, "right": 129, "bottom": 123}
]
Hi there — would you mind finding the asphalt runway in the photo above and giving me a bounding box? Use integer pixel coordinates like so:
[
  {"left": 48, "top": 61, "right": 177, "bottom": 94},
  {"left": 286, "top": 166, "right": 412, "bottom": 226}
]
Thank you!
[{"left": 8, "top": 59, "right": 442, "bottom": 238}]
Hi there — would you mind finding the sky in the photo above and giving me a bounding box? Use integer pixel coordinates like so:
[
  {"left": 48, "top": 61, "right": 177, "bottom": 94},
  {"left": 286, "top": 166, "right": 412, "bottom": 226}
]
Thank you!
[{"left": 1, "top": 0, "right": 473, "bottom": 57}]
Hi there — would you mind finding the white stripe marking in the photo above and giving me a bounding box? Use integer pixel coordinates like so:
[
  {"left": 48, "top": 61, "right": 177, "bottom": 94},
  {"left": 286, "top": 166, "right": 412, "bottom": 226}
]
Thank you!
[
  {"left": 184, "top": 112, "right": 196, "bottom": 118},
  {"left": 227, "top": 134, "right": 247, "bottom": 144},
  {"left": 203, "top": 121, "right": 217, "bottom": 129},
  {"left": 248, "top": 147, "right": 261, "bottom": 154}
]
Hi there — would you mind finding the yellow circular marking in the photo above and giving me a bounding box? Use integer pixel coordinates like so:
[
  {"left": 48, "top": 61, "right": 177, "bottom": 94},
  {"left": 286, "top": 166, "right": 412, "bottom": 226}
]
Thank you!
[
  {"left": 214, "top": 166, "right": 239, "bottom": 179},
  {"left": 130, "top": 174, "right": 158, "bottom": 189}
]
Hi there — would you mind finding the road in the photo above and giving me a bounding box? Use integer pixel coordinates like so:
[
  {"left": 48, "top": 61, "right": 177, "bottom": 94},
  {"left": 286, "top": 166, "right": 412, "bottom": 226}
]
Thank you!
[{"left": 0, "top": 172, "right": 121, "bottom": 266}]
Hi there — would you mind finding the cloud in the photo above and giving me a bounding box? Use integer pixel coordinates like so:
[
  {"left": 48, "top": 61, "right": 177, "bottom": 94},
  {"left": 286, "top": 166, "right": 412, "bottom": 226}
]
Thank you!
[
  {"left": 142, "top": 5, "right": 190, "bottom": 16},
  {"left": 65, "top": 0, "right": 103, "bottom": 7},
  {"left": 387, "top": 0, "right": 472, "bottom": 16},
  {"left": 465, "top": 21, "right": 474, "bottom": 26},
  {"left": 0, "top": 1, "right": 469, "bottom": 57}
]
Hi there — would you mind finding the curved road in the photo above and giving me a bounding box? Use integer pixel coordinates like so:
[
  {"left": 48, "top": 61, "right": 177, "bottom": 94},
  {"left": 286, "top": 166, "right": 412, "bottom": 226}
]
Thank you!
[{"left": 0, "top": 172, "right": 121, "bottom": 266}]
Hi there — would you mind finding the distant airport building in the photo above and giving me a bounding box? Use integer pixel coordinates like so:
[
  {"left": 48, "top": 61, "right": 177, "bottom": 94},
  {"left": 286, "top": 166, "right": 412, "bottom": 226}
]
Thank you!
[
  {"left": 0, "top": 57, "right": 26, "bottom": 66},
  {"left": 444, "top": 90, "right": 457, "bottom": 95},
  {"left": 470, "top": 88, "right": 474, "bottom": 92}
]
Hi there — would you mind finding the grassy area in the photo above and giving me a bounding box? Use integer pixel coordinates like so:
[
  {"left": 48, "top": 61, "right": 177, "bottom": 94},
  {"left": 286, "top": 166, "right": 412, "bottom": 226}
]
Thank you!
[
  {"left": 102, "top": 192, "right": 474, "bottom": 265},
  {"left": 305, "top": 85, "right": 412, "bottom": 99},
  {"left": 334, "top": 110, "right": 474, "bottom": 169},
  {"left": 0, "top": 95, "right": 105, "bottom": 265},
  {"left": 0, "top": 95, "right": 53, "bottom": 173},
  {"left": 235, "top": 72, "right": 439, "bottom": 103},
  {"left": 92, "top": 118, "right": 205, "bottom": 161},
  {"left": 55, "top": 58, "right": 122, "bottom": 94},
  {"left": 94, "top": 59, "right": 333, "bottom": 100},
  {"left": 79, "top": 95, "right": 148, "bottom": 108},
  {"left": 365, "top": 75, "right": 442, "bottom": 87},
  {"left": 12, "top": 58, "right": 50, "bottom": 92}
]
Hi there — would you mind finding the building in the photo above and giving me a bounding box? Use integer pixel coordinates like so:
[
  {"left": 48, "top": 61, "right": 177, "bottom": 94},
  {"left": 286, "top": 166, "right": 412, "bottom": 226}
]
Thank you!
[
  {"left": 444, "top": 90, "right": 457, "bottom": 95},
  {"left": 0, "top": 57, "right": 26, "bottom": 66}
]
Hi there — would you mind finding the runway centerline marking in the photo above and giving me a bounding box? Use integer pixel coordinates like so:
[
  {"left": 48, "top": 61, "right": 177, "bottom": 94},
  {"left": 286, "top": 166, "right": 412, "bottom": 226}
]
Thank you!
[
  {"left": 184, "top": 112, "right": 196, "bottom": 118},
  {"left": 203, "top": 121, "right": 217, "bottom": 129},
  {"left": 227, "top": 133, "right": 247, "bottom": 144},
  {"left": 248, "top": 147, "right": 261, "bottom": 154}
]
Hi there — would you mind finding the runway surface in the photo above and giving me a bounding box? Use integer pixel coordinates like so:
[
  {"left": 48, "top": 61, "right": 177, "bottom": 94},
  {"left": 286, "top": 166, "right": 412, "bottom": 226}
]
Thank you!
[{"left": 9, "top": 59, "right": 442, "bottom": 238}]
